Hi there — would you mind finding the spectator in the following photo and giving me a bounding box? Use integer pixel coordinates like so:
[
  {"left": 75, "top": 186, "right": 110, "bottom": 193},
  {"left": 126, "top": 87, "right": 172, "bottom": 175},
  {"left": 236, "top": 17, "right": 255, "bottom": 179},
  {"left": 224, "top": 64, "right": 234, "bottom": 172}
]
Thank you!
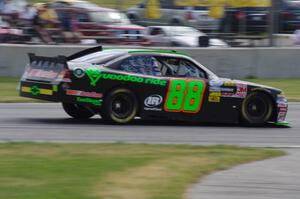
[
  {"left": 1, "top": 0, "right": 17, "bottom": 14},
  {"left": 54, "top": 8, "right": 79, "bottom": 43},
  {"left": 18, "top": 4, "right": 37, "bottom": 38},
  {"left": 19, "top": 4, "right": 36, "bottom": 21},
  {"left": 32, "top": 3, "right": 54, "bottom": 44},
  {"left": 0, "top": 0, "right": 4, "bottom": 13},
  {"left": 39, "top": 3, "right": 58, "bottom": 28}
]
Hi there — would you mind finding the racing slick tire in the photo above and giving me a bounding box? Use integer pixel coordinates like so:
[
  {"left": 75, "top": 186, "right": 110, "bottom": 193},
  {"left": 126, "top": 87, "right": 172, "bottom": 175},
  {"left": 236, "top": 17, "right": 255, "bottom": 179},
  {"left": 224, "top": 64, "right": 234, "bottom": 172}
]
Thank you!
[
  {"left": 102, "top": 88, "right": 138, "bottom": 124},
  {"left": 241, "top": 92, "right": 273, "bottom": 126},
  {"left": 62, "top": 103, "right": 95, "bottom": 119}
]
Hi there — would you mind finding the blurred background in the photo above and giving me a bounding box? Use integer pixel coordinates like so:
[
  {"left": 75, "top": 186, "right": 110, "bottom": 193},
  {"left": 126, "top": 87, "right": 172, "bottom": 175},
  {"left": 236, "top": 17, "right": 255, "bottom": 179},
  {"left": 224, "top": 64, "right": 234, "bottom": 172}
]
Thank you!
[{"left": 1, "top": 0, "right": 300, "bottom": 47}]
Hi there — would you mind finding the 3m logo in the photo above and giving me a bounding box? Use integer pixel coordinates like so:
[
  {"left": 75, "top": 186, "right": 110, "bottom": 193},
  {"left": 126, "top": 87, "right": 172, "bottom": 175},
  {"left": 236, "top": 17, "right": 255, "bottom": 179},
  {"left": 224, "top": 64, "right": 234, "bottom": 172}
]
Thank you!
[
  {"left": 144, "top": 95, "right": 163, "bottom": 108},
  {"left": 238, "top": 87, "right": 247, "bottom": 93}
]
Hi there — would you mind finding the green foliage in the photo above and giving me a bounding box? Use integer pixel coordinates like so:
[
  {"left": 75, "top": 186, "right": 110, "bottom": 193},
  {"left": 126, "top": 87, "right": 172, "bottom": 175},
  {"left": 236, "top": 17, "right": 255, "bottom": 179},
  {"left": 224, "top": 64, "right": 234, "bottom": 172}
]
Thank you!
[
  {"left": 0, "top": 143, "right": 284, "bottom": 199},
  {"left": 0, "top": 77, "right": 40, "bottom": 102},
  {"left": 245, "top": 79, "right": 300, "bottom": 102}
]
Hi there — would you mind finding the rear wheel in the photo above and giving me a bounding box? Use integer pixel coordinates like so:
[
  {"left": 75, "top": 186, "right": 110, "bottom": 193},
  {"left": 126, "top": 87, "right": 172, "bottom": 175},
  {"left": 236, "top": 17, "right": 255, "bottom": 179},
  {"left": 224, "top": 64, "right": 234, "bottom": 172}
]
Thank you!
[
  {"left": 62, "top": 103, "right": 95, "bottom": 119},
  {"left": 102, "top": 88, "right": 138, "bottom": 124},
  {"left": 241, "top": 92, "right": 273, "bottom": 126}
]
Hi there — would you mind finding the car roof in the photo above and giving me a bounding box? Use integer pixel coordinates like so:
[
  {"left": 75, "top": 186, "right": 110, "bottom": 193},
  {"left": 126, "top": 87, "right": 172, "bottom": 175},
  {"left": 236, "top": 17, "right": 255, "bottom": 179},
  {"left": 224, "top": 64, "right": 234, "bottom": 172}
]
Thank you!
[
  {"left": 70, "top": 49, "right": 190, "bottom": 64},
  {"left": 126, "top": 49, "right": 189, "bottom": 56},
  {"left": 95, "top": 49, "right": 189, "bottom": 57}
]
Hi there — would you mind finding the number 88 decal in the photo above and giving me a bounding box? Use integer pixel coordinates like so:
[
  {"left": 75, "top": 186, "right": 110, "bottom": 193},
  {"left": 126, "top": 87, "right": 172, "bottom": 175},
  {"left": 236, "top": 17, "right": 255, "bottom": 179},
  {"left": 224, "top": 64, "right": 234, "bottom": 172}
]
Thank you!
[{"left": 164, "top": 79, "right": 206, "bottom": 113}]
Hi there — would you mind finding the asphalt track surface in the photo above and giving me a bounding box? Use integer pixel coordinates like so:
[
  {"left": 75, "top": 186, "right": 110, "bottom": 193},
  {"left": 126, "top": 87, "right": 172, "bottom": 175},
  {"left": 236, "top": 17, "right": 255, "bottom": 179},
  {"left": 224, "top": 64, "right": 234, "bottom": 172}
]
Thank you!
[
  {"left": 0, "top": 103, "right": 299, "bottom": 147},
  {"left": 0, "top": 103, "right": 300, "bottom": 199},
  {"left": 187, "top": 149, "right": 300, "bottom": 199}
]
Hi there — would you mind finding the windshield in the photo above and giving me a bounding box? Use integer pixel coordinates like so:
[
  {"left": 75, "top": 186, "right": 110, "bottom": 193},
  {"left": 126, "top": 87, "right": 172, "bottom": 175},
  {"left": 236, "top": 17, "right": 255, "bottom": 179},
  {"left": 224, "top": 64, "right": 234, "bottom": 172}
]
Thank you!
[
  {"left": 89, "top": 11, "right": 130, "bottom": 24},
  {"left": 164, "top": 27, "right": 201, "bottom": 36}
]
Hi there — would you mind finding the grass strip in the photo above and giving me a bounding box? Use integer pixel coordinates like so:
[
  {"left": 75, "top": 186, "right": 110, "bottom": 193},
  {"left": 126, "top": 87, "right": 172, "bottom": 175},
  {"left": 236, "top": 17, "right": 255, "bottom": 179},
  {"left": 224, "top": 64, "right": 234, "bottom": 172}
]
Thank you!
[
  {"left": 0, "top": 77, "right": 41, "bottom": 103},
  {"left": 245, "top": 79, "right": 300, "bottom": 102},
  {"left": 0, "top": 143, "right": 284, "bottom": 199},
  {"left": 1, "top": 77, "right": 299, "bottom": 103}
]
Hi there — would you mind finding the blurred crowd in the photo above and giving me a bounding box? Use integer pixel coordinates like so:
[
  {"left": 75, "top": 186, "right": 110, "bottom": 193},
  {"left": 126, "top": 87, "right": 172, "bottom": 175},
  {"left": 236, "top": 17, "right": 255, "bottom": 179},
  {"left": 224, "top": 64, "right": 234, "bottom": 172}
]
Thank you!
[
  {"left": 0, "top": 0, "right": 79, "bottom": 44},
  {"left": 1, "top": 0, "right": 300, "bottom": 46}
]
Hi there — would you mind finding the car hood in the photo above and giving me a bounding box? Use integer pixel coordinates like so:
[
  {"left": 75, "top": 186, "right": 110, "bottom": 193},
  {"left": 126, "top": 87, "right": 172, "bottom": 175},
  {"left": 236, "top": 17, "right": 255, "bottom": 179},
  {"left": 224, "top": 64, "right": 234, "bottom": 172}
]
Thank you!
[
  {"left": 171, "top": 36, "right": 228, "bottom": 47},
  {"left": 217, "top": 78, "right": 282, "bottom": 93},
  {"left": 106, "top": 24, "right": 145, "bottom": 30}
]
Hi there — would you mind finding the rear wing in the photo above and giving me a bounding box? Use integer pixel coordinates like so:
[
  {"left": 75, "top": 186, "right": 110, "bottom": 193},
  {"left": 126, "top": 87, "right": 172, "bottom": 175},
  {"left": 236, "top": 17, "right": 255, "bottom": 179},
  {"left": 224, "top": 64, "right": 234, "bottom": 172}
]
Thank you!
[
  {"left": 27, "top": 45, "right": 103, "bottom": 68},
  {"left": 23, "top": 46, "right": 103, "bottom": 81},
  {"left": 28, "top": 53, "right": 68, "bottom": 71}
]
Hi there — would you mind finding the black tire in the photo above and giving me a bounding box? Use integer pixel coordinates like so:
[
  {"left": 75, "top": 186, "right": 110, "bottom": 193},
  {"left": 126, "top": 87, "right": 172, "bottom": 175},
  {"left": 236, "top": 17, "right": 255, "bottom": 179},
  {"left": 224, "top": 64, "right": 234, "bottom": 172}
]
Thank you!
[
  {"left": 62, "top": 103, "right": 95, "bottom": 119},
  {"left": 102, "top": 88, "right": 138, "bottom": 124},
  {"left": 241, "top": 92, "right": 273, "bottom": 126}
]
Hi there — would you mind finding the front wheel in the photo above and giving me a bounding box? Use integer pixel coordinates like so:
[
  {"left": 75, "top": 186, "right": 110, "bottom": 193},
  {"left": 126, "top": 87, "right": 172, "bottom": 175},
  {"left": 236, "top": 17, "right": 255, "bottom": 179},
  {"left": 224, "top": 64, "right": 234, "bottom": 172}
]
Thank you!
[
  {"left": 102, "top": 88, "right": 138, "bottom": 124},
  {"left": 62, "top": 103, "right": 95, "bottom": 119},
  {"left": 241, "top": 92, "right": 273, "bottom": 126}
]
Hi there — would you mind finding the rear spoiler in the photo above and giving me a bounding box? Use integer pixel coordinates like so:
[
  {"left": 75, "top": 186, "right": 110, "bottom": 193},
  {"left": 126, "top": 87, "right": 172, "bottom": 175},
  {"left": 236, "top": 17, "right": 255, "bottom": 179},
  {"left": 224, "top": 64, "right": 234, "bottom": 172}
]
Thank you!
[
  {"left": 27, "top": 45, "right": 103, "bottom": 69},
  {"left": 28, "top": 53, "right": 68, "bottom": 70}
]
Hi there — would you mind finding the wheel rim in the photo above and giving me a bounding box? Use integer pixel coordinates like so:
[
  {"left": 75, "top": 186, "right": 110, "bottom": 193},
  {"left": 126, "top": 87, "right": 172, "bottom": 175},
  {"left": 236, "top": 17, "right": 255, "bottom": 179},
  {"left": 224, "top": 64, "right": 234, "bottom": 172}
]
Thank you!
[
  {"left": 246, "top": 96, "right": 268, "bottom": 119},
  {"left": 111, "top": 94, "right": 133, "bottom": 119}
]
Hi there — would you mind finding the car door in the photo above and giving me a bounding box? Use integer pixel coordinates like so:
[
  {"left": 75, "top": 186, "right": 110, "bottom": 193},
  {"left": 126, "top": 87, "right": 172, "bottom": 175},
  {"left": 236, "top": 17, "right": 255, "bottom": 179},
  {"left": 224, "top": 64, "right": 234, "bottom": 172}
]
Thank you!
[
  {"left": 142, "top": 56, "right": 210, "bottom": 122},
  {"left": 155, "top": 56, "right": 242, "bottom": 123},
  {"left": 111, "top": 54, "right": 208, "bottom": 121},
  {"left": 107, "top": 54, "right": 241, "bottom": 123}
]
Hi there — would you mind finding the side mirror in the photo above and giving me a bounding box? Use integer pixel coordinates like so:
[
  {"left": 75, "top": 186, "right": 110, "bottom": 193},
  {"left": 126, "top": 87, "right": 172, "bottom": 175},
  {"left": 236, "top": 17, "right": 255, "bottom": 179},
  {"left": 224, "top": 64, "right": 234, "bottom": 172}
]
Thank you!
[{"left": 199, "top": 36, "right": 210, "bottom": 47}]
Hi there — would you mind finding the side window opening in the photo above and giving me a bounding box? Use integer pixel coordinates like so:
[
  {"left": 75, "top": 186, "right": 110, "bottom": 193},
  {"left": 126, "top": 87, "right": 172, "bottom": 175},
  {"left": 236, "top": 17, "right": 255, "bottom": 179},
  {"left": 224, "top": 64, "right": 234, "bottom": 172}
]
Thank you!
[
  {"left": 119, "top": 55, "right": 162, "bottom": 76},
  {"left": 156, "top": 57, "right": 207, "bottom": 78},
  {"left": 149, "top": 28, "right": 164, "bottom": 36}
]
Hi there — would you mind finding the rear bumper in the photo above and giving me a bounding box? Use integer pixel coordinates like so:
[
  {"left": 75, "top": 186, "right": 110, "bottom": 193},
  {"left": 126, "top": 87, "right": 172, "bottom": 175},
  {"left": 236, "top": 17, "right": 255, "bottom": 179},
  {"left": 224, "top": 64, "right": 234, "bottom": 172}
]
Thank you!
[
  {"left": 19, "top": 80, "right": 61, "bottom": 102},
  {"left": 19, "top": 79, "right": 103, "bottom": 108}
]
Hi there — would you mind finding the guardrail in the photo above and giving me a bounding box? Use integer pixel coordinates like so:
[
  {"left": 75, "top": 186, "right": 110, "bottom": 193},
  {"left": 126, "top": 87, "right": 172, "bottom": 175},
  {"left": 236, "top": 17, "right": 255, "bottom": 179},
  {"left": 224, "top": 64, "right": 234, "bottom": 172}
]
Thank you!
[{"left": 0, "top": 44, "right": 300, "bottom": 78}]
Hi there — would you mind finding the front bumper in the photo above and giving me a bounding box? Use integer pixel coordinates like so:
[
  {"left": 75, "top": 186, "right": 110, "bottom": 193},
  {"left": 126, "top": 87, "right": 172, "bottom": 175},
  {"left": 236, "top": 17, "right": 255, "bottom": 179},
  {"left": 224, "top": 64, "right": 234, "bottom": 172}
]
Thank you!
[{"left": 276, "top": 95, "right": 288, "bottom": 123}]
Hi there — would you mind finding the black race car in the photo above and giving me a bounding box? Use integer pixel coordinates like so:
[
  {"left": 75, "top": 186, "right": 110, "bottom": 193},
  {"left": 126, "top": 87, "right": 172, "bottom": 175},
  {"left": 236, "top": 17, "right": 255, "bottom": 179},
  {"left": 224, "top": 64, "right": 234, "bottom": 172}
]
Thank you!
[{"left": 19, "top": 46, "right": 288, "bottom": 126}]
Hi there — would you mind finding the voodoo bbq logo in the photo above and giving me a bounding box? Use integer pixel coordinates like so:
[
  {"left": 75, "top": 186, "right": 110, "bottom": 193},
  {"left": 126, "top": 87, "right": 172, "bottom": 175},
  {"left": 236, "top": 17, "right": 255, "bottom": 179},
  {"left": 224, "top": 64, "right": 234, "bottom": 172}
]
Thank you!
[
  {"left": 85, "top": 68, "right": 167, "bottom": 87},
  {"left": 86, "top": 68, "right": 102, "bottom": 87}
]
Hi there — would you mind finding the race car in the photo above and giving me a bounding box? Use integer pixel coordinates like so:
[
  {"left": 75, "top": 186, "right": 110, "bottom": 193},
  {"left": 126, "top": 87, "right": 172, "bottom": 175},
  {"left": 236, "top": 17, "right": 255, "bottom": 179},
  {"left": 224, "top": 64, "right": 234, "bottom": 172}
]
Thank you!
[{"left": 19, "top": 46, "right": 288, "bottom": 126}]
